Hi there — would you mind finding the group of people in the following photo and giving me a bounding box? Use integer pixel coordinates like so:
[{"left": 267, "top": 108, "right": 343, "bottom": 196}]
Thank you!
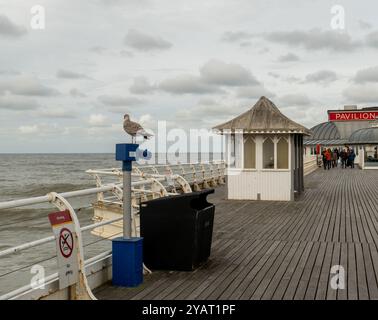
[{"left": 322, "top": 147, "right": 356, "bottom": 170}]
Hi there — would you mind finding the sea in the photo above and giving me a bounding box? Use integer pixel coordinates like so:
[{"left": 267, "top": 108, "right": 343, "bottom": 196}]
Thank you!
[{"left": 0, "top": 153, "right": 222, "bottom": 296}]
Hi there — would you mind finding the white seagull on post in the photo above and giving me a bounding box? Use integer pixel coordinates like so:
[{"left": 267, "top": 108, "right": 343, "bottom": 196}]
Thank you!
[{"left": 123, "top": 114, "right": 152, "bottom": 143}]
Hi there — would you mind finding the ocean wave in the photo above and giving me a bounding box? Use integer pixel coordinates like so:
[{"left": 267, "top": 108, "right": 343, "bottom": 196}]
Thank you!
[{"left": 1, "top": 183, "right": 93, "bottom": 198}]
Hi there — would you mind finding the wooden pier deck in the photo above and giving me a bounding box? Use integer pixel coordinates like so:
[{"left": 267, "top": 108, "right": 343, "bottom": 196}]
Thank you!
[{"left": 95, "top": 167, "right": 378, "bottom": 300}]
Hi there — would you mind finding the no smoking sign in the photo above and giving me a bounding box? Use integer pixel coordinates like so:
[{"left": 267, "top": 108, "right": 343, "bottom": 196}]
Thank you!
[
  {"left": 59, "top": 228, "right": 74, "bottom": 258},
  {"left": 48, "top": 210, "right": 79, "bottom": 289}
]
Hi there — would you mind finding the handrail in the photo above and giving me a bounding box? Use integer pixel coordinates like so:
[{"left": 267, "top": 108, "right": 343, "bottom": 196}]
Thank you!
[
  {"left": 0, "top": 250, "right": 112, "bottom": 301},
  {"left": 0, "top": 184, "right": 117, "bottom": 210},
  {"left": 0, "top": 216, "right": 122, "bottom": 258},
  {"left": 0, "top": 160, "right": 226, "bottom": 299}
]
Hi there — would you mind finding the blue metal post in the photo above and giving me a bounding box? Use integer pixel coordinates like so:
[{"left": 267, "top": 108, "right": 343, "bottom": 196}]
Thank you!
[{"left": 112, "top": 143, "right": 143, "bottom": 287}]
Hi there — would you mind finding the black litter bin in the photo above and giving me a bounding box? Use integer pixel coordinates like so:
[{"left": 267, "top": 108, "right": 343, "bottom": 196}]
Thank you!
[{"left": 140, "top": 189, "right": 215, "bottom": 271}]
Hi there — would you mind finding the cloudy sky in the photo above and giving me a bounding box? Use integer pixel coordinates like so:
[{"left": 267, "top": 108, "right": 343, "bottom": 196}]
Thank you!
[{"left": 1, "top": 0, "right": 378, "bottom": 152}]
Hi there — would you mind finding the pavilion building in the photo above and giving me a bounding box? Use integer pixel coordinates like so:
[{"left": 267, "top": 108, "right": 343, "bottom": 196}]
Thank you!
[{"left": 304, "top": 105, "right": 378, "bottom": 169}]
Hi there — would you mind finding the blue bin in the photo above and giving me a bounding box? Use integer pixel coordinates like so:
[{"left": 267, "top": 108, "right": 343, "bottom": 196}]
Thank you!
[{"left": 112, "top": 237, "right": 143, "bottom": 287}]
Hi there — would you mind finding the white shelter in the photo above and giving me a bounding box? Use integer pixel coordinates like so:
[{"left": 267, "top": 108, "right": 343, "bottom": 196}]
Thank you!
[{"left": 214, "top": 96, "right": 310, "bottom": 201}]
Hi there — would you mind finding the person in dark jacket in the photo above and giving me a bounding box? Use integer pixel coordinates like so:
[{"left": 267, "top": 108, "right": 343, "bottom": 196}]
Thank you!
[
  {"left": 332, "top": 148, "right": 338, "bottom": 168},
  {"left": 322, "top": 149, "right": 327, "bottom": 170},
  {"left": 348, "top": 149, "right": 356, "bottom": 169}
]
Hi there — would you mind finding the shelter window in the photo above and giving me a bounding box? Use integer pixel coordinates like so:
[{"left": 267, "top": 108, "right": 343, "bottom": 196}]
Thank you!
[
  {"left": 243, "top": 136, "right": 256, "bottom": 169},
  {"left": 277, "top": 137, "right": 289, "bottom": 169},
  {"left": 263, "top": 137, "right": 275, "bottom": 169}
]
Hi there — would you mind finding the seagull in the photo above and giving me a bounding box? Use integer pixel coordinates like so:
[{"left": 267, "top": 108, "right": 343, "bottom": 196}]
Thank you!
[{"left": 123, "top": 114, "right": 152, "bottom": 142}]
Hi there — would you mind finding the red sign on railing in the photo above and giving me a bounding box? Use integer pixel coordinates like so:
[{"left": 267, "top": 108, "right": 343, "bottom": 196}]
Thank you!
[{"left": 328, "top": 111, "right": 378, "bottom": 121}]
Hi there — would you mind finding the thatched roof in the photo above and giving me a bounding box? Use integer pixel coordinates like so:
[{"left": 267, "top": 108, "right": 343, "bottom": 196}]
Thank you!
[{"left": 213, "top": 96, "right": 310, "bottom": 135}]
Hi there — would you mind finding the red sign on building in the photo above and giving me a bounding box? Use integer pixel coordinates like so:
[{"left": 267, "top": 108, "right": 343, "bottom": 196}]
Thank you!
[{"left": 328, "top": 111, "right": 378, "bottom": 121}]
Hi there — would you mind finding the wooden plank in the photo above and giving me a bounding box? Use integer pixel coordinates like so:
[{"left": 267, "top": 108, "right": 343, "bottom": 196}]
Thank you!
[
  {"left": 294, "top": 241, "right": 322, "bottom": 300},
  {"left": 355, "top": 242, "right": 369, "bottom": 299},
  {"left": 362, "top": 242, "right": 378, "bottom": 299},
  {"left": 271, "top": 241, "right": 307, "bottom": 300},
  {"left": 218, "top": 240, "right": 277, "bottom": 299},
  {"left": 347, "top": 242, "right": 358, "bottom": 300},
  {"left": 228, "top": 241, "right": 283, "bottom": 299},
  {"left": 304, "top": 242, "right": 327, "bottom": 300},
  {"left": 239, "top": 241, "right": 290, "bottom": 299},
  {"left": 259, "top": 241, "right": 301, "bottom": 299},
  {"left": 337, "top": 242, "right": 348, "bottom": 300},
  {"left": 326, "top": 242, "right": 341, "bottom": 300},
  {"left": 94, "top": 168, "right": 378, "bottom": 301},
  {"left": 315, "top": 241, "right": 334, "bottom": 300},
  {"left": 282, "top": 242, "right": 313, "bottom": 300},
  {"left": 249, "top": 241, "right": 296, "bottom": 299}
]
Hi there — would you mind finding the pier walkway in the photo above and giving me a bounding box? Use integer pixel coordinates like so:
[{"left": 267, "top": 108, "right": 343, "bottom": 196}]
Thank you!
[{"left": 96, "top": 167, "right": 378, "bottom": 300}]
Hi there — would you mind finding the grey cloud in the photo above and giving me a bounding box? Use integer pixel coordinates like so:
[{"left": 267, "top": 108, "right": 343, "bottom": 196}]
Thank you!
[
  {"left": 124, "top": 29, "right": 172, "bottom": 51},
  {"left": 264, "top": 29, "right": 358, "bottom": 51},
  {"left": 353, "top": 66, "right": 378, "bottom": 83},
  {"left": 0, "top": 95, "right": 40, "bottom": 110},
  {"left": 159, "top": 75, "right": 219, "bottom": 95},
  {"left": 277, "top": 53, "right": 300, "bottom": 62},
  {"left": 343, "top": 83, "right": 378, "bottom": 103},
  {"left": 240, "top": 42, "right": 252, "bottom": 47},
  {"left": 175, "top": 99, "right": 244, "bottom": 127},
  {"left": 129, "top": 77, "right": 156, "bottom": 94},
  {"left": 258, "top": 47, "right": 270, "bottom": 54},
  {"left": 18, "top": 123, "right": 62, "bottom": 136},
  {"left": 0, "top": 69, "right": 20, "bottom": 75},
  {"left": 98, "top": 94, "right": 144, "bottom": 106},
  {"left": 0, "top": 15, "right": 27, "bottom": 38},
  {"left": 268, "top": 72, "right": 280, "bottom": 79},
  {"left": 278, "top": 94, "right": 311, "bottom": 106},
  {"left": 158, "top": 59, "right": 262, "bottom": 95},
  {"left": 70, "top": 88, "right": 87, "bottom": 98},
  {"left": 268, "top": 72, "right": 302, "bottom": 84},
  {"left": 286, "top": 76, "right": 302, "bottom": 83},
  {"left": 95, "top": 0, "right": 149, "bottom": 7},
  {"left": 200, "top": 59, "right": 259, "bottom": 86},
  {"left": 38, "top": 107, "right": 76, "bottom": 119},
  {"left": 90, "top": 46, "right": 107, "bottom": 54},
  {"left": 236, "top": 85, "right": 275, "bottom": 99},
  {"left": 107, "top": 106, "right": 132, "bottom": 114},
  {"left": 57, "top": 69, "right": 89, "bottom": 79},
  {"left": 221, "top": 31, "right": 253, "bottom": 43},
  {"left": 304, "top": 70, "right": 338, "bottom": 83},
  {"left": 0, "top": 75, "right": 59, "bottom": 97},
  {"left": 358, "top": 20, "right": 372, "bottom": 30},
  {"left": 120, "top": 50, "right": 134, "bottom": 58},
  {"left": 196, "top": 97, "right": 217, "bottom": 106},
  {"left": 365, "top": 31, "right": 378, "bottom": 48}
]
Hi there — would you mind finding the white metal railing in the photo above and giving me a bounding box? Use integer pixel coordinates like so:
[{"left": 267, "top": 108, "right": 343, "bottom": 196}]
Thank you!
[
  {"left": 86, "top": 161, "right": 225, "bottom": 240},
  {"left": 0, "top": 250, "right": 112, "bottom": 300},
  {"left": 0, "top": 184, "right": 126, "bottom": 300},
  {"left": 0, "top": 161, "right": 225, "bottom": 300},
  {"left": 86, "top": 160, "right": 226, "bottom": 197}
]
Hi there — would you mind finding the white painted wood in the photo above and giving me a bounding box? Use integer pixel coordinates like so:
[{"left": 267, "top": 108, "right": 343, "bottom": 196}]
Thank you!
[
  {"left": 227, "top": 169, "right": 292, "bottom": 201},
  {"left": 226, "top": 133, "right": 299, "bottom": 201},
  {"left": 235, "top": 131, "right": 243, "bottom": 168},
  {"left": 255, "top": 135, "right": 263, "bottom": 170}
]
